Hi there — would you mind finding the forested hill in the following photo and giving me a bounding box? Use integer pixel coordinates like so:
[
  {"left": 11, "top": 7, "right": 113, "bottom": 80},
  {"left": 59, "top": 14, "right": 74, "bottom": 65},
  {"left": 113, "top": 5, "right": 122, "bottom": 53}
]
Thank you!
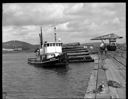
[{"left": 3, "top": 40, "right": 40, "bottom": 51}]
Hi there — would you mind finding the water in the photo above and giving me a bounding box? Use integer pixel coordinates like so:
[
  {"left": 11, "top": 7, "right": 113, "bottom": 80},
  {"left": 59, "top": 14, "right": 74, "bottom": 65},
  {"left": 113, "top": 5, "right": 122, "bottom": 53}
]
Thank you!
[{"left": 2, "top": 52, "right": 94, "bottom": 98}]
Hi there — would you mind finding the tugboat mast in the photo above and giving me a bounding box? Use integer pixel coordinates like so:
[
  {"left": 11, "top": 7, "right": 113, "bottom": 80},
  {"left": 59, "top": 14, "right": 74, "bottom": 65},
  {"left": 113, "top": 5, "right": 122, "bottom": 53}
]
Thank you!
[
  {"left": 54, "top": 27, "right": 57, "bottom": 42},
  {"left": 54, "top": 26, "right": 57, "bottom": 53},
  {"left": 40, "top": 27, "right": 43, "bottom": 48},
  {"left": 39, "top": 26, "right": 43, "bottom": 61}
]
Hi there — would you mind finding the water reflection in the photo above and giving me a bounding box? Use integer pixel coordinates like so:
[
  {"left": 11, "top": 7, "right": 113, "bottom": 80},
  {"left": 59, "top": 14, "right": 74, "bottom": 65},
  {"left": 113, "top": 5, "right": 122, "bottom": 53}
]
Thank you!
[
  {"left": 32, "top": 64, "right": 70, "bottom": 76},
  {"left": 53, "top": 66, "right": 70, "bottom": 76}
]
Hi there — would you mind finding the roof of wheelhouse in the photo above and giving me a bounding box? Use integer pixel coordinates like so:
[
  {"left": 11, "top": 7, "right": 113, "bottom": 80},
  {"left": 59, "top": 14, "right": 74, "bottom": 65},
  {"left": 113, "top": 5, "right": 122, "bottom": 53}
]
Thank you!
[{"left": 44, "top": 41, "right": 62, "bottom": 44}]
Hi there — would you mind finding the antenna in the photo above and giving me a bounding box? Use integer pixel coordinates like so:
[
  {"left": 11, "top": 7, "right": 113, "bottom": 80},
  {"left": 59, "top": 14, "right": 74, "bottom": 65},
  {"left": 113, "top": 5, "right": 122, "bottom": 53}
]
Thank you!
[
  {"left": 41, "top": 26, "right": 43, "bottom": 46},
  {"left": 39, "top": 26, "right": 43, "bottom": 48},
  {"left": 54, "top": 26, "right": 57, "bottom": 42},
  {"left": 39, "top": 26, "right": 43, "bottom": 62}
]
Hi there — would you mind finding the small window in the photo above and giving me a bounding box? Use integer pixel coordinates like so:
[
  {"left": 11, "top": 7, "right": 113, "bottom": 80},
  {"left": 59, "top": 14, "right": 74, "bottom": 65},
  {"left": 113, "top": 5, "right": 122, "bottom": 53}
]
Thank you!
[
  {"left": 44, "top": 44, "right": 46, "bottom": 47},
  {"left": 47, "top": 44, "right": 49, "bottom": 46},
  {"left": 56, "top": 43, "right": 59, "bottom": 46},
  {"left": 50, "top": 43, "right": 52, "bottom": 46},
  {"left": 53, "top": 43, "right": 55, "bottom": 46}
]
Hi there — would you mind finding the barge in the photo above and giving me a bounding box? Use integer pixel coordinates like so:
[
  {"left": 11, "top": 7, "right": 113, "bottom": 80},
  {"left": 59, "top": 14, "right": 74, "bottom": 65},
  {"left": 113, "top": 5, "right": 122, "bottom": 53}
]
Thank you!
[{"left": 62, "top": 44, "right": 94, "bottom": 63}]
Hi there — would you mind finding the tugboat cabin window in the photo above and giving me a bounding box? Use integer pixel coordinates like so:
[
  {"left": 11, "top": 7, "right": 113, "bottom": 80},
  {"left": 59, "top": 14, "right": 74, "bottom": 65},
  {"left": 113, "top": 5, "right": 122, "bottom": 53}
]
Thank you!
[
  {"left": 56, "top": 43, "right": 59, "bottom": 46},
  {"left": 53, "top": 43, "right": 55, "bottom": 46},
  {"left": 47, "top": 44, "right": 49, "bottom": 47},
  {"left": 44, "top": 43, "right": 62, "bottom": 47},
  {"left": 50, "top": 43, "right": 52, "bottom": 46},
  {"left": 44, "top": 44, "right": 46, "bottom": 47}
]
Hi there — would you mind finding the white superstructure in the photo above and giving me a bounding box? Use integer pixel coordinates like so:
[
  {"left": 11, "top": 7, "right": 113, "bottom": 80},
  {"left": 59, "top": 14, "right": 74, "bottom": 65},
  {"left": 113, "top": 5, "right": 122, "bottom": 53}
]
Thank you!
[
  {"left": 39, "top": 41, "right": 62, "bottom": 59},
  {"left": 38, "top": 26, "right": 63, "bottom": 59}
]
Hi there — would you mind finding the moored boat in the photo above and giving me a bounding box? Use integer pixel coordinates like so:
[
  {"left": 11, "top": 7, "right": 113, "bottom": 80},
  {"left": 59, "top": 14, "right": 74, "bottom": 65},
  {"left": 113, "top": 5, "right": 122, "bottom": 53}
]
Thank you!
[{"left": 28, "top": 27, "right": 68, "bottom": 67}]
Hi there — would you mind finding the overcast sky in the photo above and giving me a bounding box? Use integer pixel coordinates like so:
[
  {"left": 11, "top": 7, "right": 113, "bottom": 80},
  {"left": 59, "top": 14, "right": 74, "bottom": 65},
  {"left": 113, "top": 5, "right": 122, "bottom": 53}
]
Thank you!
[{"left": 2, "top": 3, "right": 126, "bottom": 44}]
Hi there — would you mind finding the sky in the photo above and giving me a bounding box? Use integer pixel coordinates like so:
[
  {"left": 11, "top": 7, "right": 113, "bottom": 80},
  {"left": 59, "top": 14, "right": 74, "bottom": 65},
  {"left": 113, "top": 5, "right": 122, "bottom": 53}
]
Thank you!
[{"left": 2, "top": 3, "right": 126, "bottom": 44}]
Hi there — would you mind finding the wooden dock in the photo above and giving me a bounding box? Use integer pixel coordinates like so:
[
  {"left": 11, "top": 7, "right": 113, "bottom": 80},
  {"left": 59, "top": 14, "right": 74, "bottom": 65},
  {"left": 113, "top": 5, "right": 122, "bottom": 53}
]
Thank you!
[{"left": 84, "top": 51, "right": 126, "bottom": 98}]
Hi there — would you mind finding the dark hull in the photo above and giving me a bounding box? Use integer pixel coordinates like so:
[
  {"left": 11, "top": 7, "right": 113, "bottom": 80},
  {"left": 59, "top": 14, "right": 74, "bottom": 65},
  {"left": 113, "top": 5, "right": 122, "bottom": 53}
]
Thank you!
[
  {"left": 28, "top": 59, "right": 67, "bottom": 67},
  {"left": 28, "top": 53, "right": 68, "bottom": 67},
  {"left": 68, "top": 58, "right": 94, "bottom": 63}
]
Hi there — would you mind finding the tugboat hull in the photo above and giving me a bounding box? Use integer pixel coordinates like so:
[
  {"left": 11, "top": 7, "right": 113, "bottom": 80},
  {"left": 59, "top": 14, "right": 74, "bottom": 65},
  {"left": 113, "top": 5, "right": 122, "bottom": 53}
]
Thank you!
[
  {"left": 28, "top": 53, "right": 68, "bottom": 67},
  {"left": 28, "top": 59, "right": 67, "bottom": 67}
]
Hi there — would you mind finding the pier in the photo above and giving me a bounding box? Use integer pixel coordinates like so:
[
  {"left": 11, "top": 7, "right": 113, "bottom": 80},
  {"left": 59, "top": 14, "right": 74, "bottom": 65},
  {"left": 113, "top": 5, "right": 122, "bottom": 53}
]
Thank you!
[{"left": 84, "top": 49, "right": 126, "bottom": 98}]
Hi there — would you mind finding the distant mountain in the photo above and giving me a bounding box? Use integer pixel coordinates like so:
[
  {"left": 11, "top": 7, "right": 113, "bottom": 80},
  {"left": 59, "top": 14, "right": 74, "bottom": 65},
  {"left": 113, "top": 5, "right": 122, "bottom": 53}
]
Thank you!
[{"left": 3, "top": 40, "right": 40, "bottom": 51}]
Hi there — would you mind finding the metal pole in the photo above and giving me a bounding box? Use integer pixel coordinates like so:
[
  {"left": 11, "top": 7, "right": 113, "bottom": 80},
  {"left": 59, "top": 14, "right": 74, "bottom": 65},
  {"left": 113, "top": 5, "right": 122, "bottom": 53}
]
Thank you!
[
  {"left": 54, "top": 27, "right": 56, "bottom": 42},
  {"left": 40, "top": 27, "right": 43, "bottom": 61},
  {"left": 54, "top": 27, "right": 57, "bottom": 53}
]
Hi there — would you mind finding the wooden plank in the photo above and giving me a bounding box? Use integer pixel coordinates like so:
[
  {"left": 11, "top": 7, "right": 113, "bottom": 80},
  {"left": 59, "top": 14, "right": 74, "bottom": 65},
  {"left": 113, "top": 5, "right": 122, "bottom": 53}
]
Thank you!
[
  {"left": 104, "top": 59, "right": 119, "bottom": 98},
  {"left": 106, "top": 67, "right": 119, "bottom": 98},
  {"left": 96, "top": 66, "right": 110, "bottom": 98},
  {"left": 104, "top": 59, "right": 126, "bottom": 98},
  {"left": 96, "top": 93, "right": 111, "bottom": 98},
  {"left": 115, "top": 56, "right": 126, "bottom": 66},
  {"left": 108, "top": 59, "right": 126, "bottom": 87},
  {"left": 84, "top": 65, "right": 98, "bottom": 98},
  {"left": 108, "top": 59, "right": 126, "bottom": 98},
  {"left": 67, "top": 52, "right": 89, "bottom": 56}
]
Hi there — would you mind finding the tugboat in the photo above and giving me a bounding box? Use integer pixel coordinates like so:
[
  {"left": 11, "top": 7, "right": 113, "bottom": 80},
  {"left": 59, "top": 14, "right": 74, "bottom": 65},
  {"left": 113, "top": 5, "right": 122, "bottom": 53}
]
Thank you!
[{"left": 28, "top": 27, "right": 68, "bottom": 67}]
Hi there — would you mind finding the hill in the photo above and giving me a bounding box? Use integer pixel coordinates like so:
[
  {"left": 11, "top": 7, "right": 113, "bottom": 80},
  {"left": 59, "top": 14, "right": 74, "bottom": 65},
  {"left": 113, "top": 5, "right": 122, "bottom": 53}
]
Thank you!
[
  {"left": 3, "top": 40, "right": 40, "bottom": 52},
  {"left": 2, "top": 40, "right": 126, "bottom": 52}
]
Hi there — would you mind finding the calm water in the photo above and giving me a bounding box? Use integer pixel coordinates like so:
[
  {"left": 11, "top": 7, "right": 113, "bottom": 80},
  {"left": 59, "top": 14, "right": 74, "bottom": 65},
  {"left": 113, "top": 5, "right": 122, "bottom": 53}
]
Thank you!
[{"left": 2, "top": 52, "right": 95, "bottom": 99}]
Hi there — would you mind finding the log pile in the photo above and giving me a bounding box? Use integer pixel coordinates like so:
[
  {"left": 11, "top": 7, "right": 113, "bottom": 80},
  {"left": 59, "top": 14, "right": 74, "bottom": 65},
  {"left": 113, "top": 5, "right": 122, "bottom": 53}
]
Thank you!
[{"left": 62, "top": 44, "right": 94, "bottom": 63}]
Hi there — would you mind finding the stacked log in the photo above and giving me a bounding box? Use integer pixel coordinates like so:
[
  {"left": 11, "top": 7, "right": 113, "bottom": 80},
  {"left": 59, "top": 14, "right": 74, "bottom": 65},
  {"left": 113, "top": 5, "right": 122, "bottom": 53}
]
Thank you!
[{"left": 62, "top": 45, "right": 94, "bottom": 63}]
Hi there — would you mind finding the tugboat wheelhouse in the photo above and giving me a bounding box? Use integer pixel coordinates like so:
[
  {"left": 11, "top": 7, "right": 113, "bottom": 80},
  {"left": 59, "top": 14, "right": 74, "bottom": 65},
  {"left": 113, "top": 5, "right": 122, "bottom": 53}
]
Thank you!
[
  {"left": 42, "top": 42, "right": 63, "bottom": 59},
  {"left": 28, "top": 26, "right": 68, "bottom": 67}
]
